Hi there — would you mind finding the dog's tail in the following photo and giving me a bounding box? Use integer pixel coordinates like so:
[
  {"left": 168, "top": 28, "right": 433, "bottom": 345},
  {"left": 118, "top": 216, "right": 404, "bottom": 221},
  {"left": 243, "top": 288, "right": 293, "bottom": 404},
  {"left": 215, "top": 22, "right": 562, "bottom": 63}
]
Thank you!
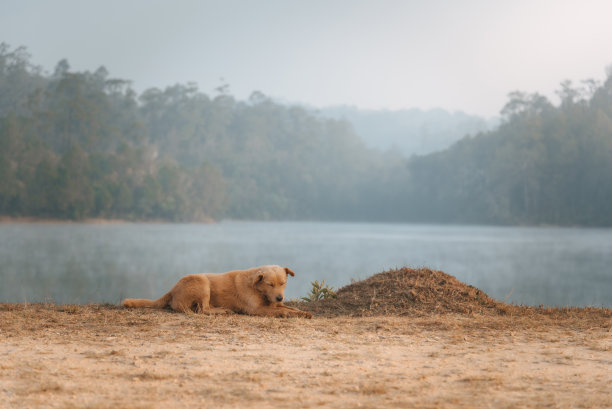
[{"left": 122, "top": 292, "right": 172, "bottom": 309}]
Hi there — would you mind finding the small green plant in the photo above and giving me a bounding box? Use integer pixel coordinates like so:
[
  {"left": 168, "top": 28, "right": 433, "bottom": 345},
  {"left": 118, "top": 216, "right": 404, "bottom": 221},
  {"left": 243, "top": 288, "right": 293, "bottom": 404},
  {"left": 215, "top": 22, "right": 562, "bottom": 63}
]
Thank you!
[{"left": 301, "top": 280, "right": 337, "bottom": 302}]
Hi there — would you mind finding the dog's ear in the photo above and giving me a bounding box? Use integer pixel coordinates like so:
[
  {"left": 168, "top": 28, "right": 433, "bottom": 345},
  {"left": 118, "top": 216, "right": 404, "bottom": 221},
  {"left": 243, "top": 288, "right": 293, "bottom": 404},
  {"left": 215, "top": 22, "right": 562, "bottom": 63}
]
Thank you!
[
  {"left": 284, "top": 267, "right": 295, "bottom": 277},
  {"left": 254, "top": 273, "right": 264, "bottom": 285}
]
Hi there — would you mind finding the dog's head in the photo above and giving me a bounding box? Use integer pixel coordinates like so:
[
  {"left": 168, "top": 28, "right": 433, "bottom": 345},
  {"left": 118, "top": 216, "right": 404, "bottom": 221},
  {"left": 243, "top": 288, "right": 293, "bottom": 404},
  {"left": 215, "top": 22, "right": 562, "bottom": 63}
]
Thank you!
[{"left": 252, "top": 265, "right": 295, "bottom": 305}]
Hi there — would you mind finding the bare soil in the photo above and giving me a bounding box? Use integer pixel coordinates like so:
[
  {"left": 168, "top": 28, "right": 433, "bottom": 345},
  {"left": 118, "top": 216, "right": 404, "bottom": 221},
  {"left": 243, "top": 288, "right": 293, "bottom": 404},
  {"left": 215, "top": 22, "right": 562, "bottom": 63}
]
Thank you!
[{"left": 1, "top": 268, "right": 611, "bottom": 408}]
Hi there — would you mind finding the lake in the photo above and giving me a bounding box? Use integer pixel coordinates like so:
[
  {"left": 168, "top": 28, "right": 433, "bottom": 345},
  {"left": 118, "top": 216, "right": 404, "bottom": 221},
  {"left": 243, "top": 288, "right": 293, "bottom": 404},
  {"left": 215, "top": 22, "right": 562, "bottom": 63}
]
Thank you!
[{"left": 1, "top": 221, "right": 611, "bottom": 307}]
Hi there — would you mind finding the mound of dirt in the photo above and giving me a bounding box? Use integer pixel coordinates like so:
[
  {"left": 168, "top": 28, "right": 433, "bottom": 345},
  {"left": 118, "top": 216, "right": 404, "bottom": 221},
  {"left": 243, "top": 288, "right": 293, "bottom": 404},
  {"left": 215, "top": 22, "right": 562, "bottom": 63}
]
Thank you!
[{"left": 293, "top": 267, "right": 509, "bottom": 317}]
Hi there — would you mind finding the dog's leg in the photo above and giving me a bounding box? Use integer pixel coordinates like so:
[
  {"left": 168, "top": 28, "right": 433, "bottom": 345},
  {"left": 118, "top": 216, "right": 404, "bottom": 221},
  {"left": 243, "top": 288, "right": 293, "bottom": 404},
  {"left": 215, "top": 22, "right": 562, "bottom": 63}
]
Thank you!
[
  {"left": 201, "top": 307, "right": 234, "bottom": 315},
  {"left": 275, "top": 304, "right": 313, "bottom": 318},
  {"left": 250, "top": 306, "right": 312, "bottom": 318},
  {"left": 277, "top": 304, "right": 302, "bottom": 312},
  {"left": 283, "top": 308, "right": 312, "bottom": 318},
  {"left": 169, "top": 275, "right": 211, "bottom": 313}
]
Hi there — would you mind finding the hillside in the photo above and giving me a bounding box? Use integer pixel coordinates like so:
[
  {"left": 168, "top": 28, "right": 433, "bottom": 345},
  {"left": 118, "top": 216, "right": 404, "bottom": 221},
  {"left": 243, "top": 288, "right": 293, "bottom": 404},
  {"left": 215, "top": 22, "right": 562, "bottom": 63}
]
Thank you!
[
  {"left": 0, "top": 44, "right": 391, "bottom": 222},
  {"left": 404, "top": 83, "right": 612, "bottom": 225},
  {"left": 2, "top": 43, "right": 612, "bottom": 225},
  {"left": 319, "top": 105, "right": 497, "bottom": 156}
]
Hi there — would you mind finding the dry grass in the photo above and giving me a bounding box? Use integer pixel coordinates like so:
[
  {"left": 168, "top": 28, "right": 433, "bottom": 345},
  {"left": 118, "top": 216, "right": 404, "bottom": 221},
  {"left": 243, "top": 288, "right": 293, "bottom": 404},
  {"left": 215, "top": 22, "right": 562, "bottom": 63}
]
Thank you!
[
  {"left": 1, "top": 267, "right": 611, "bottom": 409},
  {"left": 290, "top": 267, "right": 506, "bottom": 316},
  {"left": 289, "top": 267, "right": 612, "bottom": 324}
]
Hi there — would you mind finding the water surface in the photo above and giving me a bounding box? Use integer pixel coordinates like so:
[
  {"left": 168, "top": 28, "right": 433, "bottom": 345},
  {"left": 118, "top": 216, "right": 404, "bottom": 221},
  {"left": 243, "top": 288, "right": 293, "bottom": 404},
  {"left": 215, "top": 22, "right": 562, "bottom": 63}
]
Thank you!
[{"left": 1, "top": 221, "right": 610, "bottom": 307}]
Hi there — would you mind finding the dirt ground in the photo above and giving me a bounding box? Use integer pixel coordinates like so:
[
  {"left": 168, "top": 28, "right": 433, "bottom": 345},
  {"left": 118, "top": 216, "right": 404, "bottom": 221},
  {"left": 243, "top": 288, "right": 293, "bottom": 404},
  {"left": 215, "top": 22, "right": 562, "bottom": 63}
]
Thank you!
[{"left": 1, "top": 303, "right": 611, "bottom": 409}]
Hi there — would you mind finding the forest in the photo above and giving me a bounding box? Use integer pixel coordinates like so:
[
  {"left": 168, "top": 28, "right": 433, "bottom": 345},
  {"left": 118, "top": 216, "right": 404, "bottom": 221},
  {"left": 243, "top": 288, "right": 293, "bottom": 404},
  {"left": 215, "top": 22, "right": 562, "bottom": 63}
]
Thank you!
[{"left": 1, "top": 43, "right": 611, "bottom": 225}]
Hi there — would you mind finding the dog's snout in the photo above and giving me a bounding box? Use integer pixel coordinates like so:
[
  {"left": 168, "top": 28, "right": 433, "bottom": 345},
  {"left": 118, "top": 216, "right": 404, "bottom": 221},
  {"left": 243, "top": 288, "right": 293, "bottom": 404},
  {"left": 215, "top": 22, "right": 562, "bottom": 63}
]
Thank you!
[{"left": 276, "top": 295, "right": 283, "bottom": 302}]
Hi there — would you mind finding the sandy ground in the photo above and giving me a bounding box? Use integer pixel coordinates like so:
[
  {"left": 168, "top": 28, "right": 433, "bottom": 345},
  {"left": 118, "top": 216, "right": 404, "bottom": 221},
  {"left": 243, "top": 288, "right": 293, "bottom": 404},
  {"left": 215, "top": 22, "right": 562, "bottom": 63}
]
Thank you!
[{"left": 1, "top": 305, "right": 611, "bottom": 409}]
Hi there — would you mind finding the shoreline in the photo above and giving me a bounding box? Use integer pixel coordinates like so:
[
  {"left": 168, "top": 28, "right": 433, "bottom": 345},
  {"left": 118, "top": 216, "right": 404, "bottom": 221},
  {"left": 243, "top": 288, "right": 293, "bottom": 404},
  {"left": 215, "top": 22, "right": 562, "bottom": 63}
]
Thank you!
[
  {"left": 0, "top": 216, "right": 132, "bottom": 225},
  {"left": 0, "top": 216, "right": 216, "bottom": 225},
  {"left": 1, "top": 216, "right": 610, "bottom": 229}
]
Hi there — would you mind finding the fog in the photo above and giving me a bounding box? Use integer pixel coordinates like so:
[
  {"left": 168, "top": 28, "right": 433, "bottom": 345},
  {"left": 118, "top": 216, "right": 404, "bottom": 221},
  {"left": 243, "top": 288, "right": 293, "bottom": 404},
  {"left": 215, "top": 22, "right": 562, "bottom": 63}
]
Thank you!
[{"left": 2, "top": 0, "right": 612, "bottom": 117}]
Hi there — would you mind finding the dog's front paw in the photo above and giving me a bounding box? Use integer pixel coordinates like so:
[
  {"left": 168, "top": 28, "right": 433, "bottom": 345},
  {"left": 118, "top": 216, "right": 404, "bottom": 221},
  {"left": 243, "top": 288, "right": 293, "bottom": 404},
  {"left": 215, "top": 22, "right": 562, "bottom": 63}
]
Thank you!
[
  {"left": 276, "top": 311, "right": 291, "bottom": 318},
  {"left": 296, "top": 310, "right": 312, "bottom": 319}
]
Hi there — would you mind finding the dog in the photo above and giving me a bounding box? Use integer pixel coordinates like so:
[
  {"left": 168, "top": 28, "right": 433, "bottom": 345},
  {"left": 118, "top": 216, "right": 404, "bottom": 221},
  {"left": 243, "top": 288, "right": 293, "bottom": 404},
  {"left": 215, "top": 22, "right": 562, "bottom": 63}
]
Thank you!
[{"left": 122, "top": 265, "right": 312, "bottom": 318}]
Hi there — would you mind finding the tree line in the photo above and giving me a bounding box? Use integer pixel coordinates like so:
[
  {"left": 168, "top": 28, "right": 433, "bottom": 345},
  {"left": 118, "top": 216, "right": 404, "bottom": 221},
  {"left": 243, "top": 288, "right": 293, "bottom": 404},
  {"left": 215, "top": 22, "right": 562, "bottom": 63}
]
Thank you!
[
  {"left": 1, "top": 43, "right": 611, "bottom": 225},
  {"left": 405, "top": 77, "right": 612, "bottom": 226},
  {"left": 0, "top": 44, "right": 394, "bottom": 221}
]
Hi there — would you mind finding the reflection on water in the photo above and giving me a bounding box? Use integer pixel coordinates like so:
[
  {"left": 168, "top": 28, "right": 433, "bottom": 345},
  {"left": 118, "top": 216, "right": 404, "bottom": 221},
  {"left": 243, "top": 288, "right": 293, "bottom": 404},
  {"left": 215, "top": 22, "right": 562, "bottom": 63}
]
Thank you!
[{"left": 1, "top": 221, "right": 611, "bottom": 307}]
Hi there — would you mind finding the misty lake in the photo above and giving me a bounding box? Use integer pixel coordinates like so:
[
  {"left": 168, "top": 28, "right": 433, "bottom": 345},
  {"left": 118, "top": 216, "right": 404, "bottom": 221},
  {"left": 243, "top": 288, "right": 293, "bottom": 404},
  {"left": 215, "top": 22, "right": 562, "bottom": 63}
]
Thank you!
[{"left": 1, "top": 221, "right": 611, "bottom": 308}]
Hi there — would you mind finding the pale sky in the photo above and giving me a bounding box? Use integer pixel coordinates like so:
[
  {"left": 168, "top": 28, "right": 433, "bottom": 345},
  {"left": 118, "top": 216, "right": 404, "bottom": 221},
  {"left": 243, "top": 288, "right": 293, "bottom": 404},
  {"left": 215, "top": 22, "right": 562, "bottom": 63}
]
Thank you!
[{"left": 2, "top": 0, "right": 612, "bottom": 117}]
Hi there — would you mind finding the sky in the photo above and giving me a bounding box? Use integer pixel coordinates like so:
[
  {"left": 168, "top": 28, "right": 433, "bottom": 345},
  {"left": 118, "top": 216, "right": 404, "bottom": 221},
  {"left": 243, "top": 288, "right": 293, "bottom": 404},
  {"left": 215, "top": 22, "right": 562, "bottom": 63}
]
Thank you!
[{"left": 2, "top": 0, "right": 612, "bottom": 117}]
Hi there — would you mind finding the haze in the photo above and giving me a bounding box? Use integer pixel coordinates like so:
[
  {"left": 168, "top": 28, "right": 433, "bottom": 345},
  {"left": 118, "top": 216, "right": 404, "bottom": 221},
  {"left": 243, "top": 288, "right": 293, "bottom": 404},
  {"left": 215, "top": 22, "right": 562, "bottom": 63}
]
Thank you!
[{"left": 3, "top": 0, "right": 612, "bottom": 117}]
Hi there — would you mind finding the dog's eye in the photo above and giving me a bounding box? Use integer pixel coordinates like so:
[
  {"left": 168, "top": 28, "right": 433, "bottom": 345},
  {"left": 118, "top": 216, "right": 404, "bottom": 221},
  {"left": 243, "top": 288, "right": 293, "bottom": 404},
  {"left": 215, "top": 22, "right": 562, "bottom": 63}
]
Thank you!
[{"left": 269, "top": 283, "right": 275, "bottom": 287}]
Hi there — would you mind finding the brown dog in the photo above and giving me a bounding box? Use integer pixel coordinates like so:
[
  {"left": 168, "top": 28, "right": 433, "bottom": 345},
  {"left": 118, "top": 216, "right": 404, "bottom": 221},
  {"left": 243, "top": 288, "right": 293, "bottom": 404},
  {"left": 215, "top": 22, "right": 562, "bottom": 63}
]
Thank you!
[{"left": 122, "top": 265, "right": 312, "bottom": 318}]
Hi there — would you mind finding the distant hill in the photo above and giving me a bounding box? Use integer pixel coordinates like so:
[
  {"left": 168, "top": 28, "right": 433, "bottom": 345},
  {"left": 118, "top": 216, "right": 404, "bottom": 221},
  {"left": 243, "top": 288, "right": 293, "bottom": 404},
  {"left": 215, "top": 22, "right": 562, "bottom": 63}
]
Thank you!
[
  {"left": 403, "top": 83, "right": 612, "bottom": 226},
  {"left": 2, "top": 43, "right": 611, "bottom": 226},
  {"left": 317, "top": 106, "right": 498, "bottom": 156},
  {"left": 0, "top": 44, "right": 389, "bottom": 222}
]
